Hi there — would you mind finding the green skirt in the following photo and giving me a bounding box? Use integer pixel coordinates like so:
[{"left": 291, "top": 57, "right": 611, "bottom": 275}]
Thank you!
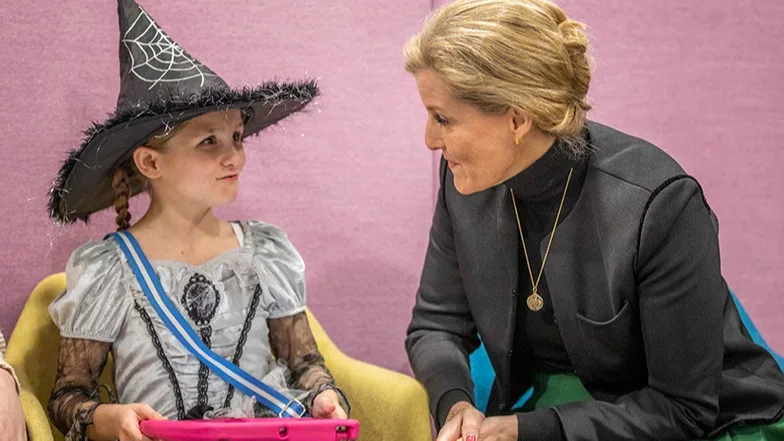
[{"left": 512, "top": 372, "right": 784, "bottom": 440}]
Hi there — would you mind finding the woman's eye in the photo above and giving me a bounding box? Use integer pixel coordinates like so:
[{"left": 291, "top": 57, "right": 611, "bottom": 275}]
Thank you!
[{"left": 435, "top": 115, "right": 448, "bottom": 126}]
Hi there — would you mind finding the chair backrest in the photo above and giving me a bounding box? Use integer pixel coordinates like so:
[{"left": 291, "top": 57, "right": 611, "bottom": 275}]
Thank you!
[{"left": 6, "top": 273, "right": 115, "bottom": 441}]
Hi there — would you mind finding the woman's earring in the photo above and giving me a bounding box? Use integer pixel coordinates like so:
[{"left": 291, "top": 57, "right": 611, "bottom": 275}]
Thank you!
[{"left": 515, "top": 137, "right": 522, "bottom": 146}]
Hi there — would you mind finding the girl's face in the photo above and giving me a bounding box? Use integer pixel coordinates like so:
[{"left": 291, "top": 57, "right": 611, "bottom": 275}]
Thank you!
[{"left": 135, "top": 109, "right": 246, "bottom": 210}]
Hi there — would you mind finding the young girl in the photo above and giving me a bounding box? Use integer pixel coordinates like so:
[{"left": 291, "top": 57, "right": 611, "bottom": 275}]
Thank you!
[{"left": 46, "top": 1, "right": 348, "bottom": 440}]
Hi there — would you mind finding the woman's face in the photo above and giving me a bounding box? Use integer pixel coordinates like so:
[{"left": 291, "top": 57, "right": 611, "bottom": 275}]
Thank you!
[
  {"left": 135, "top": 109, "right": 247, "bottom": 209},
  {"left": 414, "top": 69, "right": 523, "bottom": 195}
]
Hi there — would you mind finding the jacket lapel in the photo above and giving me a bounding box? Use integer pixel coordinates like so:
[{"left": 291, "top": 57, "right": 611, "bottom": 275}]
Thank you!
[{"left": 540, "top": 169, "right": 609, "bottom": 380}]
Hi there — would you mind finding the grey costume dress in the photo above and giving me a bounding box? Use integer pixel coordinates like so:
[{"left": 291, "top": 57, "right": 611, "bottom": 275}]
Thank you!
[{"left": 49, "top": 220, "right": 316, "bottom": 424}]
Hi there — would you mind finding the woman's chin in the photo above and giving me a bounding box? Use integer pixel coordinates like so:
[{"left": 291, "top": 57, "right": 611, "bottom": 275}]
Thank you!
[{"left": 453, "top": 177, "right": 490, "bottom": 195}]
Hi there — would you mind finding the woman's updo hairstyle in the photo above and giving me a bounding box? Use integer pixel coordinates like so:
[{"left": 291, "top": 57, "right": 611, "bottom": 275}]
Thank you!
[{"left": 404, "top": 0, "right": 593, "bottom": 156}]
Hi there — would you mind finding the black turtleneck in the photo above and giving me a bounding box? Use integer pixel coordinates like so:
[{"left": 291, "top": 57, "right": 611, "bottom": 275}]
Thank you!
[
  {"left": 506, "top": 142, "right": 588, "bottom": 375},
  {"left": 505, "top": 142, "right": 589, "bottom": 441}
]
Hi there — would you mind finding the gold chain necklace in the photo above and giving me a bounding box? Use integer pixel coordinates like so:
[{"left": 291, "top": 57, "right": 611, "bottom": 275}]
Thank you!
[{"left": 510, "top": 167, "right": 573, "bottom": 311}]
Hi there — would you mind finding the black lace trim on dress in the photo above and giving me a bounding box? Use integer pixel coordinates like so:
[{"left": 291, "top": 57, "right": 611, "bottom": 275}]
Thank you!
[
  {"left": 134, "top": 301, "right": 186, "bottom": 420},
  {"left": 223, "top": 284, "right": 263, "bottom": 408}
]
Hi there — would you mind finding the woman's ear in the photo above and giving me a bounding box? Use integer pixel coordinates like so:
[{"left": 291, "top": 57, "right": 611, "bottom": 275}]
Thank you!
[
  {"left": 133, "top": 146, "right": 162, "bottom": 180},
  {"left": 509, "top": 107, "right": 534, "bottom": 145}
]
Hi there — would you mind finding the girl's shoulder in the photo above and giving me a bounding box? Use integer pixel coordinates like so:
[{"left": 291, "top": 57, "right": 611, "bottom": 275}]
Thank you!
[
  {"left": 49, "top": 238, "right": 132, "bottom": 342},
  {"left": 237, "top": 220, "right": 307, "bottom": 319},
  {"left": 237, "top": 219, "right": 302, "bottom": 259}
]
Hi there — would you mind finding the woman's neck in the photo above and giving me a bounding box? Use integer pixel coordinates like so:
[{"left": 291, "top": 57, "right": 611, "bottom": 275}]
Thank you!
[
  {"left": 495, "top": 129, "right": 557, "bottom": 189},
  {"left": 505, "top": 140, "right": 576, "bottom": 203}
]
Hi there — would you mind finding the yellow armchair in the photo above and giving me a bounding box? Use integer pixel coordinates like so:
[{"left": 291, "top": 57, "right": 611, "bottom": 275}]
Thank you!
[{"left": 6, "top": 273, "right": 434, "bottom": 441}]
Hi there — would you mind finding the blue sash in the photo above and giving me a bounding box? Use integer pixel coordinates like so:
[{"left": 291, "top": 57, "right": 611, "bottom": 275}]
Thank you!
[{"left": 107, "top": 231, "right": 306, "bottom": 418}]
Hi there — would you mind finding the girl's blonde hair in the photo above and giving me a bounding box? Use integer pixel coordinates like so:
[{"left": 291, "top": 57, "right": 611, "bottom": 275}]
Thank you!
[{"left": 404, "top": 0, "right": 593, "bottom": 156}]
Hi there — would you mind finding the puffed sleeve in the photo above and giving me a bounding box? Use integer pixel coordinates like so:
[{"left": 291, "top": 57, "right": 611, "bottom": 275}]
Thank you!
[
  {"left": 49, "top": 239, "right": 132, "bottom": 342},
  {"left": 247, "top": 221, "right": 307, "bottom": 319}
]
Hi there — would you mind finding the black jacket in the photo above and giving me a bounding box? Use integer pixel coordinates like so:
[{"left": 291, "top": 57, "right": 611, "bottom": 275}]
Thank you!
[{"left": 406, "top": 122, "right": 784, "bottom": 440}]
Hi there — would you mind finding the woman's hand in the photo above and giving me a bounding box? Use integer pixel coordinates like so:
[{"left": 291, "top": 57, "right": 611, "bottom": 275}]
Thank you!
[
  {"left": 91, "top": 403, "right": 166, "bottom": 441},
  {"left": 310, "top": 389, "right": 348, "bottom": 419},
  {"left": 477, "top": 415, "right": 518, "bottom": 441},
  {"left": 436, "top": 401, "right": 485, "bottom": 441}
]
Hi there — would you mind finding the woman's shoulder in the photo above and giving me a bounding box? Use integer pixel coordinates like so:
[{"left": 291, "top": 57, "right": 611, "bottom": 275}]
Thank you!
[
  {"left": 584, "top": 122, "right": 717, "bottom": 245},
  {"left": 585, "top": 121, "right": 689, "bottom": 192}
]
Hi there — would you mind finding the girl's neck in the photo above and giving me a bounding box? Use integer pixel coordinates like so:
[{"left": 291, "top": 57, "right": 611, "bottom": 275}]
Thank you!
[
  {"left": 127, "top": 198, "right": 239, "bottom": 265},
  {"left": 137, "top": 197, "right": 219, "bottom": 234}
]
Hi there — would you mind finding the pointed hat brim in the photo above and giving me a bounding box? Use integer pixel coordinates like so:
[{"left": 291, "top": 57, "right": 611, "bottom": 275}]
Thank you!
[{"left": 48, "top": 80, "right": 319, "bottom": 224}]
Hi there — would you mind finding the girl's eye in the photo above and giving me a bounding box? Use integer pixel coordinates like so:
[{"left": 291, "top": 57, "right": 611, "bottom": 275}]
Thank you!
[
  {"left": 201, "top": 135, "right": 216, "bottom": 145},
  {"left": 233, "top": 132, "right": 242, "bottom": 142},
  {"left": 435, "top": 115, "right": 448, "bottom": 126}
]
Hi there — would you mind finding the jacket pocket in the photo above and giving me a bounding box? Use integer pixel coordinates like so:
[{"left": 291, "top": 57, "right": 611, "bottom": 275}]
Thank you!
[{"left": 575, "top": 301, "right": 646, "bottom": 383}]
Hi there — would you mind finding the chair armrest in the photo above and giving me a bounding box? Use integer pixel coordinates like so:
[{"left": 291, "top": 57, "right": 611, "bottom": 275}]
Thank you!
[{"left": 324, "top": 348, "right": 434, "bottom": 441}]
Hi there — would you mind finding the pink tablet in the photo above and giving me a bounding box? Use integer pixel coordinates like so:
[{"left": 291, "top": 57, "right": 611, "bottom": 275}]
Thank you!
[{"left": 140, "top": 418, "right": 360, "bottom": 441}]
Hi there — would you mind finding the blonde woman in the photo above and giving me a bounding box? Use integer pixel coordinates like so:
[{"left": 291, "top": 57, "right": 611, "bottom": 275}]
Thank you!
[{"left": 403, "top": 1, "right": 784, "bottom": 440}]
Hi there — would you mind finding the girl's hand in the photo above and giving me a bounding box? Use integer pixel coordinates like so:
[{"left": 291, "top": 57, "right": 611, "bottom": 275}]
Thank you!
[
  {"left": 91, "top": 403, "right": 167, "bottom": 441},
  {"left": 311, "top": 389, "right": 348, "bottom": 419}
]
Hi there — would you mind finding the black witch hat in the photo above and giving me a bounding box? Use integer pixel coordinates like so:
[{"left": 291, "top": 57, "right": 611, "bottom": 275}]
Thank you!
[{"left": 48, "top": 0, "right": 319, "bottom": 224}]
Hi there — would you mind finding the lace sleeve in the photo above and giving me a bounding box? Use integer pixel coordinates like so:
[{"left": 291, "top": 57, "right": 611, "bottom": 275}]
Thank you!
[
  {"left": 267, "top": 312, "right": 350, "bottom": 416},
  {"left": 49, "top": 337, "right": 112, "bottom": 439}
]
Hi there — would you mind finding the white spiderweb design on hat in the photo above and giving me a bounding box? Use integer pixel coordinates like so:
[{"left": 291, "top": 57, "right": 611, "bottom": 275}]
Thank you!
[{"left": 121, "top": 9, "right": 215, "bottom": 89}]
